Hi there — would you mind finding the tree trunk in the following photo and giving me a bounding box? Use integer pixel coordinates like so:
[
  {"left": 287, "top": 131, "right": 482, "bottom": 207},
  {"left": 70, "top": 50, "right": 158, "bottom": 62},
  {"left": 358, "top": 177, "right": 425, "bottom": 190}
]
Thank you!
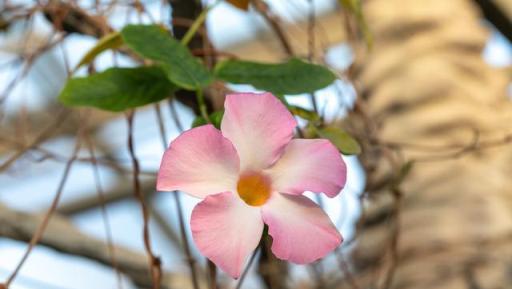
[{"left": 350, "top": 0, "right": 511, "bottom": 288}]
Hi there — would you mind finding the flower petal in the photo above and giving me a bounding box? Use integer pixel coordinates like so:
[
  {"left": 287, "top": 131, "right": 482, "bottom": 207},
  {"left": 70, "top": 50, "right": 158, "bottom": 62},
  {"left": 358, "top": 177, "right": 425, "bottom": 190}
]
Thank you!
[
  {"left": 191, "top": 192, "right": 264, "bottom": 278},
  {"left": 262, "top": 193, "right": 342, "bottom": 264},
  {"left": 157, "top": 125, "right": 240, "bottom": 198},
  {"left": 221, "top": 92, "right": 297, "bottom": 171},
  {"left": 267, "top": 139, "right": 346, "bottom": 198}
]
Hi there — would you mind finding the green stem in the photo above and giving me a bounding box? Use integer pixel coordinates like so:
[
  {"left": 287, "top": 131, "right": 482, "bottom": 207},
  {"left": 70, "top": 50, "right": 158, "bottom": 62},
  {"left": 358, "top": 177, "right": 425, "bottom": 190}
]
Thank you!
[
  {"left": 196, "top": 89, "right": 210, "bottom": 122},
  {"left": 180, "top": 1, "right": 219, "bottom": 46}
]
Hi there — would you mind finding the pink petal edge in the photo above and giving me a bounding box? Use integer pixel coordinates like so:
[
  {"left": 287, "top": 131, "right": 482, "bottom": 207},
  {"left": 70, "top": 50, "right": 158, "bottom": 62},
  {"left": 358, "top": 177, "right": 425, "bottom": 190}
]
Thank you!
[
  {"left": 191, "top": 192, "right": 264, "bottom": 278},
  {"left": 221, "top": 92, "right": 297, "bottom": 171},
  {"left": 157, "top": 125, "right": 240, "bottom": 198},
  {"left": 262, "top": 193, "right": 342, "bottom": 264},
  {"left": 267, "top": 139, "right": 347, "bottom": 198}
]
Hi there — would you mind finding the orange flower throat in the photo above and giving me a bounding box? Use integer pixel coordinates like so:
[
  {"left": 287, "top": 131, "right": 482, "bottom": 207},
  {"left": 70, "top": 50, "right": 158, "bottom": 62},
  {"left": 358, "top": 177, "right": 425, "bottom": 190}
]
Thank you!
[{"left": 237, "top": 172, "right": 271, "bottom": 206}]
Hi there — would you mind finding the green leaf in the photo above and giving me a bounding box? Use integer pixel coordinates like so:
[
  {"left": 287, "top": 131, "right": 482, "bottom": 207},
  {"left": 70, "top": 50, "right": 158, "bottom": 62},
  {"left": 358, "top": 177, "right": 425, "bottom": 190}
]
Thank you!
[
  {"left": 209, "top": 110, "right": 224, "bottom": 128},
  {"left": 317, "top": 126, "right": 361, "bottom": 155},
  {"left": 59, "top": 66, "right": 175, "bottom": 111},
  {"left": 191, "top": 110, "right": 224, "bottom": 129},
  {"left": 121, "top": 24, "right": 212, "bottom": 90},
  {"left": 75, "top": 32, "right": 123, "bottom": 70},
  {"left": 191, "top": 116, "right": 208, "bottom": 128},
  {"left": 288, "top": 105, "right": 320, "bottom": 122},
  {"left": 214, "top": 58, "right": 337, "bottom": 95}
]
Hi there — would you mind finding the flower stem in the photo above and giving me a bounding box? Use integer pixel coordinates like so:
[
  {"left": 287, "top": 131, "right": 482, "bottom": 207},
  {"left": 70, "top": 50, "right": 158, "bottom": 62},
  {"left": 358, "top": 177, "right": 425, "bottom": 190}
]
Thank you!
[
  {"left": 196, "top": 89, "right": 211, "bottom": 123},
  {"left": 174, "top": 192, "right": 201, "bottom": 289},
  {"left": 180, "top": 1, "right": 219, "bottom": 46}
]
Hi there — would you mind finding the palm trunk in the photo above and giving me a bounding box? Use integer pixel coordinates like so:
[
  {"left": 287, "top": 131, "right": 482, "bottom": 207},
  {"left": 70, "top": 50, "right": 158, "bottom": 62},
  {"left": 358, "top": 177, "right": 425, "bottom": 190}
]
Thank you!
[{"left": 350, "top": 0, "right": 511, "bottom": 288}]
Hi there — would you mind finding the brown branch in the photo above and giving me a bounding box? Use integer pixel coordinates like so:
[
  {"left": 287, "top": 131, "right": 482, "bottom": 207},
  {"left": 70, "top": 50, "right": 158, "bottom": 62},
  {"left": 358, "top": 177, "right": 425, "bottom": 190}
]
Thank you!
[
  {"left": 126, "top": 111, "right": 162, "bottom": 289},
  {"left": 2, "top": 137, "right": 81, "bottom": 288},
  {"left": 335, "top": 252, "right": 362, "bottom": 289},
  {"left": 207, "top": 259, "right": 217, "bottom": 289},
  {"left": 83, "top": 135, "right": 124, "bottom": 289},
  {"left": 0, "top": 203, "right": 174, "bottom": 289},
  {"left": 379, "top": 189, "right": 402, "bottom": 289},
  {"left": 0, "top": 109, "right": 70, "bottom": 172},
  {"left": 57, "top": 177, "right": 157, "bottom": 215},
  {"left": 251, "top": 0, "right": 294, "bottom": 57},
  {"left": 173, "top": 191, "right": 201, "bottom": 289},
  {"left": 42, "top": 1, "right": 111, "bottom": 37},
  {"left": 149, "top": 205, "right": 183, "bottom": 249},
  {"left": 307, "top": 0, "right": 320, "bottom": 115},
  {"left": 257, "top": 232, "right": 288, "bottom": 289}
]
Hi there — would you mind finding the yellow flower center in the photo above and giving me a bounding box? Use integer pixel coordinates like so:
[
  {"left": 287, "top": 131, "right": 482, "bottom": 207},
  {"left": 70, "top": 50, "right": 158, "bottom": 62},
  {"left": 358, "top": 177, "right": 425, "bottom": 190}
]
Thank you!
[{"left": 237, "top": 172, "right": 271, "bottom": 206}]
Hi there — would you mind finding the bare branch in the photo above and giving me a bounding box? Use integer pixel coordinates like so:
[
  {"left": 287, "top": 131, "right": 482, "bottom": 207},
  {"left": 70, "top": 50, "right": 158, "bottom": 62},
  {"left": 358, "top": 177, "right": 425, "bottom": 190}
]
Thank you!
[{"left": 0, "top": 204, "right": 176, "bottom": 289}]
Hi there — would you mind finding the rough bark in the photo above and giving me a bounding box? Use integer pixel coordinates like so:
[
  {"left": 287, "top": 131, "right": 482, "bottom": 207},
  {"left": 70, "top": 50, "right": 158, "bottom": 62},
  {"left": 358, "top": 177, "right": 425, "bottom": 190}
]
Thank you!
[{"left": 349, "top": 0, "right": 512, "bottom": 288}]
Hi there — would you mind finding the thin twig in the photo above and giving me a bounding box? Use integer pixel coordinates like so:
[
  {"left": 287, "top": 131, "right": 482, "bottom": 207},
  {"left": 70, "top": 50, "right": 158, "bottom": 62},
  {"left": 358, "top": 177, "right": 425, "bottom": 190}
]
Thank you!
[
  {"left": 235, "top": 247, "right": 260, "bottom": 289},
  {"left": 154, "top": 104, "right": 201, "bottom": 289},
  {"left": 150, "top": 207, "right": 183, "bottom": 248},
  {"left": 0, "top": 109, "right": 69, "bottom": 172},
  {"left": 380, "top": 189, "right": 402, "bottom": 289},
  {"left": 3, "top": 133, "right": 82, "bottom": 288},
  {"left": 0, "top": 32, "right": 64, "bottom": 105},
  {"left": 252, "top": 0, "right": 294, "bottom": 56},
  {"left": 60, "top": 25, "right": 121, "bottom": 288},
  {"left": 174, "top": 192, "right": 201, "bottom": 289},
  {"left": 168, "top": 99, "right": 185, "bottom": 132},
  {"left": 126, "top": 111, "right": 162, "bottom": 289},
  {"left": 308, "top": 263, "right": 325, "bottom": 289},
  {"left": 154, "top": 103, "right": 169, "bottom": 147},
  {"left": 307, "top": 0, "right": 319, "bottom": 115},
  {"left": 84, "top": 134, "right": 124, "bottom": 289},
  {"left": 335, "top": 251, "right": 362, "bottom": 289}
]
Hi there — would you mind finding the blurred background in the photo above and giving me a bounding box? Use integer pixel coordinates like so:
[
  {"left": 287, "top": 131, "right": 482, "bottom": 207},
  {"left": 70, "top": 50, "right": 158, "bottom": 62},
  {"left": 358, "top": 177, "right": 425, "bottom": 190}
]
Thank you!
[{"left": 0, "top": 0, "right": 511, "bottom": 289}]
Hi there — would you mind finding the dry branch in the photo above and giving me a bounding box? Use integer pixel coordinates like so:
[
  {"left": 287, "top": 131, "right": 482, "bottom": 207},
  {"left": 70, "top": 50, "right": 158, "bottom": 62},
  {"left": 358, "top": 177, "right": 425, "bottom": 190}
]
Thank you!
[{"left": 0, "top": 203, "right": 179, "bottom": 289}]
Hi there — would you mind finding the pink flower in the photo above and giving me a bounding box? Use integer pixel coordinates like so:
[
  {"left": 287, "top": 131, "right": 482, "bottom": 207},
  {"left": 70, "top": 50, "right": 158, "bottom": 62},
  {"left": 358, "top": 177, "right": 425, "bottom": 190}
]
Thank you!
[{"left": 157, "top": 92, "right": 347, "bottom": 278}]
